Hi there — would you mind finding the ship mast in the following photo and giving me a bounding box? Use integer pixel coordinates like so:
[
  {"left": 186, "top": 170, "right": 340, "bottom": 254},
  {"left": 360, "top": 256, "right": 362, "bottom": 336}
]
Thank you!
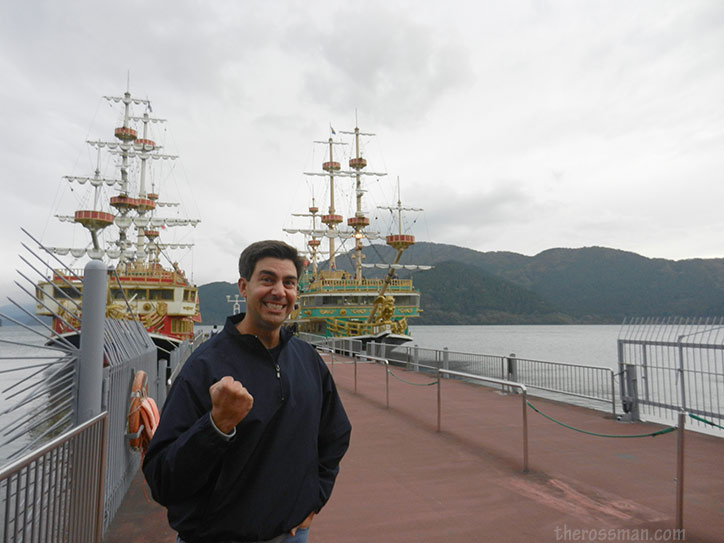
[
  {"left": 338, "top": 117, "right": 386, "bottom": 283},
  {"left": 304, "top": 133, "right": 347, "bottom": 271},
  {"left": 307, "top": 199, "right": 321, "bottom": 276},
  {"left": 60, "top": 144, "right": 116, "bottom": 256},
  {"left": 288, "top": 197, "right": 323, "bottom": 276},
  {"left": 346, "top": 125, "right": 371, "bottom": 283},
  {"left": 104, "top": 86, "right": 149, "bottom": 268},
  {"left": 102, "top": 87, "right": 179, "bottom": 270},
  {"left": 321, "top": 137, "right": 343, "bottom": 270},
  {"left": 367, "top": 178, "right": 421, "bottom": 323},
  {"left": 131, "top": 109, "right": 157, "bottom": 269},
  {"left": 128, "top": 109, "right": 169, "bottom": 268}
]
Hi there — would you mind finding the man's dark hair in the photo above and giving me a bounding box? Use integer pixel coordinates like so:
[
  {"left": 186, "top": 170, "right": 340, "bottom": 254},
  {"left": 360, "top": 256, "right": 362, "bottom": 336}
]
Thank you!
[{"left": 238, "top": 240, "right": 305, "bottom": 280}]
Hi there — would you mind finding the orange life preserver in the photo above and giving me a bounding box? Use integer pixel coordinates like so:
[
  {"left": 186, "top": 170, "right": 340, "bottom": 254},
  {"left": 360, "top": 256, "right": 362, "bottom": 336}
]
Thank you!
[
  {"left": 128, "top": 370, "right": 160, "bottom": 452},
  {"left": 140, "top": 396, "right": 160, "bottom": 442}
]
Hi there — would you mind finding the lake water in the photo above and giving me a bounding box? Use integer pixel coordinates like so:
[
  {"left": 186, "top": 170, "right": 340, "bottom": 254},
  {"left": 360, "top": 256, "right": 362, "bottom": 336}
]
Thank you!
[
  {"left": 0, "top": 325, "right": 52, "bottom": 464},
  {"left": 408, "top": 324, "right": 622, "bottom": 370}
]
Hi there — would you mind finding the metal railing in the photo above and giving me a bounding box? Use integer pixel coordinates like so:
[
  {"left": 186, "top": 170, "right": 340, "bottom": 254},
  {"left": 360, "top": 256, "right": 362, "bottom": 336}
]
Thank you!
[
  {"left": 374, "top": 342, "right": 617, "bottom": 415},
  {"left": 0, "top": 233, "right": 200, "bottom": 540},
  {"left": 337, "top": 352, "right": 530, "bottom": 473},
  {"left": 512, "top": 356, "right": 616, "bottom": 417},
  {"left": 356, "top": 354, "right": 390, "bottom": 406},
  {"left": 0, "top": 413, "right": 108, "bottom": 543},
  {"left": 101, "top": 320, "right": 157, "bottom": 533},
  {"left": 437, "top": 369, "right": 529, "bottom": 473},
  {"left": 619, "top": 317, "right": 724, "bottom": 434},
  {"left": 331, "top": 351, "right": 691, "bottom": 537},
  {"left": 298, "top": 334, "right": 364, "bottom": 358}
]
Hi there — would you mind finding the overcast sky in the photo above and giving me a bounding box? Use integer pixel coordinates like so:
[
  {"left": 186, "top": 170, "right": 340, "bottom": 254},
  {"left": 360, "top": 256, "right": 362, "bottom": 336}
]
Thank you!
[{"left": 1, "top": 0, "right": 723, "bottom": 301}]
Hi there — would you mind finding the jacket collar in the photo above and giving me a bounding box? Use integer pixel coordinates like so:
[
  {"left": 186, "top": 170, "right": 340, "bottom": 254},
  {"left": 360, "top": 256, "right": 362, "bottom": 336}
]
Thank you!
[{"left": 224, "top": 313, "right": 293, "bottom": 350}]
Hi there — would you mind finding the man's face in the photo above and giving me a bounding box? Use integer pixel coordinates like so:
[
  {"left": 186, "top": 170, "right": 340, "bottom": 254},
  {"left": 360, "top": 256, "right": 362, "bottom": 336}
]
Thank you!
[{"left": 238, "top": 257, "right": 298, "bottom": 333}]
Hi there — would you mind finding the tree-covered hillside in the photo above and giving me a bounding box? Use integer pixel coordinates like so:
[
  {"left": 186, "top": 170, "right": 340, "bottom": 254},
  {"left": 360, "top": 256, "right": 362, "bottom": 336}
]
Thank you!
[{"left": 194, "top": 242, "right": 724, "bottom": 325}]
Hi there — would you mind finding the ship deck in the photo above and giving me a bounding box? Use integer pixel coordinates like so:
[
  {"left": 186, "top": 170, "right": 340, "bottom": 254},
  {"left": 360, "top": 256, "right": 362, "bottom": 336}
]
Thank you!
[{"left": 103, "top": 354, "right": 723, "bottom": 542}]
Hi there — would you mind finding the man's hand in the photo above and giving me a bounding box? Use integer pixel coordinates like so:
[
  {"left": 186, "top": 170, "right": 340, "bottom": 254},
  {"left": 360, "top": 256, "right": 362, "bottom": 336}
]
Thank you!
[
  {"left": 290, "top": 512, "right": 315, "bottom": 536},
  {"left": 209, "top": 376, "right": 254, "bottom": 433}
]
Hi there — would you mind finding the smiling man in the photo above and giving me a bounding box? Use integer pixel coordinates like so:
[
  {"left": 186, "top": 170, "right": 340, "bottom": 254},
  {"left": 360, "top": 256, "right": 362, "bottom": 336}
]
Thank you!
[{"left": 143, "top": 240, "right": 351, "bottom": 543}]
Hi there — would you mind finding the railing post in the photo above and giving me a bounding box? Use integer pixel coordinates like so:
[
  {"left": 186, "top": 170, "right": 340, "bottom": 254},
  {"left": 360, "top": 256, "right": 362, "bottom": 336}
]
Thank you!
[
  {"left": 506, "top": 352, "right": 517, "bottom": 393},
  {"left": 157, "top": 357, "right": 166, "bottom": 403},
  {"left": 354, "top": 355, "right": 358, "bottom": 394},
  {"left": 443, "top": 347, "right": 449, "bottom": 378},
  {"left": 385, "top": 360, "right": 390, "bottom": 408},
  {"left": 437, "top": 369, "right": 441, "bottom": 432},
  {"left": 507, "top": 353, "right": 517, "bottom": 382},
  {"left": 622, "top": 363, "right": 640, "bottom": 421},
  {"left": 676, "top": 411, "right": 685, "bottom": 537},
  {"left": 522, "top": 389, "right": 529, "bottom": 473},
  {"left": 413, "top": 344, "right": 419, "bottom": 372},
  {"left": 77, "top": 259, "right": 107, "bottom": 424},
  {"left": 677, "top": 339, "right": 688, "bottom": 413}
]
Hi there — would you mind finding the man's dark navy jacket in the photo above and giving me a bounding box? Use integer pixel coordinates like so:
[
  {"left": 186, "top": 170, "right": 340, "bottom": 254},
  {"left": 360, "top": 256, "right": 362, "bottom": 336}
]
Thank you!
[{"left": 143, "top": 314, "right": 351, "bottom": 542}]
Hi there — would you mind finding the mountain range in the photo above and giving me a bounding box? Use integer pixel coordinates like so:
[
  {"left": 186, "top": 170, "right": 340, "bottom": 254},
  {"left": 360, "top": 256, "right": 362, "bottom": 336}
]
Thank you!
[
  {"left": 4, "top": 242, "right": 723, "bottom": 326},
  {"left": 194, "top": 242, "right": 724, "bottom": 325}
]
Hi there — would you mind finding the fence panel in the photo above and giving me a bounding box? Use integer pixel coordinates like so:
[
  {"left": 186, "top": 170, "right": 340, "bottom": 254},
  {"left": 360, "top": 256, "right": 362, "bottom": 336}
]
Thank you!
[
  {"left": 619, "top": 317, "right": 724, "bottom": 434},
  {"left": 0, "top": 413, "right": 107, "bottom": 543}
]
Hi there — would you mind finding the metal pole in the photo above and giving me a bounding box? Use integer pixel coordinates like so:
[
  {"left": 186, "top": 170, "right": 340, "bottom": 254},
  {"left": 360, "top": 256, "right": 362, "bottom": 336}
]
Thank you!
[
  {"left": 675, "top": 411, "right": 685, "bottom": 537},
  {"left": 437, "top": 369, "right": 441, "bottom": 432},
  {"left": 354, "top": 356, "right": 358, "bottom": 394},
  {"left": 677, "top": 339, "right": 688, "bottom": 413},
  {"left": 77, "top": 260, "right": 107, "bottom": 424},
  {"left": 522, "top": 390, "right": 529, "bottom": 473},
  {"left": 617, "top": 339, "right": 627, "bottom": 412},
  {"left": 385, "top": 362, "right": 389, "bottom": 408}
]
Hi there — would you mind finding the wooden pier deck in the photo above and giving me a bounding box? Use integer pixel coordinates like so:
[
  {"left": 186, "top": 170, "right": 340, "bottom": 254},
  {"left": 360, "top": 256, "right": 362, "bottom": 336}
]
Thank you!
[{"left": 104, "top": 354, "right": 723, "bottom": 542}]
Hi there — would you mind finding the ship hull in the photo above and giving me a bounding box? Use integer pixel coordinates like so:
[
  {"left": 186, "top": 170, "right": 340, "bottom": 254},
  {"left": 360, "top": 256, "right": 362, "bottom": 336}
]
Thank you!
[
  {"left": 290, "top": 270, "right": 420, "bottom": 345},
  {"left": 36, "top": 266, "right": 200, "bottom": 356}
]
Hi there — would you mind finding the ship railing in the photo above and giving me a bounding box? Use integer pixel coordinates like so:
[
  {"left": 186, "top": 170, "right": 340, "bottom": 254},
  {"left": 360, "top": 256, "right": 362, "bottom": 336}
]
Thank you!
[
  {"left": 305, "top": 278, "right": 414, "bottom": 292},
  {"left": 326, "top": 318, "right": 408, "bottom": 338},
  {"left": 50, "top": 266, "right": 187, "bottom": 285},
  {"left": 0, "top": 413, "right": 108, "bottom": 543}
]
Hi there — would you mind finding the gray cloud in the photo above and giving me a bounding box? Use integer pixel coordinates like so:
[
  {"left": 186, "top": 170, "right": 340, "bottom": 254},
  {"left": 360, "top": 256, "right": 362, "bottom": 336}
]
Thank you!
[
  {"left": 286, "top": 3, "right": 474, "bottom": 127},
  {"left": 1, "top": 0, "right": 723, "bottom": 298}
]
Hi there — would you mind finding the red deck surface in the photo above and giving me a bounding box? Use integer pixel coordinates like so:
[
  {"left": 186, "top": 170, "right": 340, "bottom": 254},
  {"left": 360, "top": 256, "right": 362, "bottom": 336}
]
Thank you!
[{"left": 104, "top": 355, "right": 723, "bottom": 542}]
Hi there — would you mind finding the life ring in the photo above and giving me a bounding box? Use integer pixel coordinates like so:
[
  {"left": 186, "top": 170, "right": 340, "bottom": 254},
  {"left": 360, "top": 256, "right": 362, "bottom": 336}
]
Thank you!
[
  {"left": 140, "top": 396, "right": 160, "bottom": 443},
  {"left": 128, "top": 370, "right": 160, "bottom": 451}
]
